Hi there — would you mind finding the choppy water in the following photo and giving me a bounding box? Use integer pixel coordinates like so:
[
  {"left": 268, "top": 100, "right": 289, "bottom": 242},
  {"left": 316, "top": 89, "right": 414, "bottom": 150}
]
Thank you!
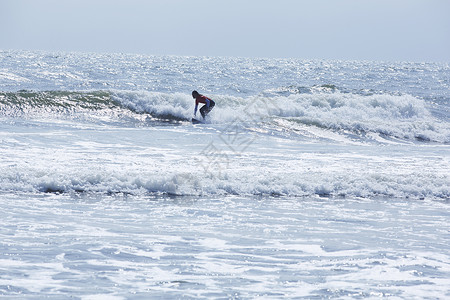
[
  {"left": 0, "top": 50, "right": 449, "bottom": 298},
  {"left": 2, "top": 193, "right": 449, "bottom": 299}
]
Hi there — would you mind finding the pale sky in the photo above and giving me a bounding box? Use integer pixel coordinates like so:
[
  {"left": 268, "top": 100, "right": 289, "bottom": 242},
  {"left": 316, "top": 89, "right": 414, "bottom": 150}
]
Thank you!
[{"left": 1, "top": 0, "right": 449, "bottom": 62}]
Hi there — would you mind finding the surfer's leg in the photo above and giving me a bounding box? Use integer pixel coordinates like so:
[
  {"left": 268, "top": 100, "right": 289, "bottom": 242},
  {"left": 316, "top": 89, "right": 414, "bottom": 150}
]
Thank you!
[
  {"left": 200, "top": 105, "right": 206, "bottom": 119},
  {"left": 200, "top": 101, "right": 214, "bottom": 119}
]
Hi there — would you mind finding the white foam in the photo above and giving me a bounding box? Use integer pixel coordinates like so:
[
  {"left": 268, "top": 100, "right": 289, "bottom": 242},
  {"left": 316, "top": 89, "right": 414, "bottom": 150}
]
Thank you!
[
  {"left": 112, "top": 90, "right": 192, "bottom": 120},
  {"left": 1, "top": 124, "right": 448, "bottom": 199},
  {"left": 110, "top": 90, "right": 450, "bottom": 143}
]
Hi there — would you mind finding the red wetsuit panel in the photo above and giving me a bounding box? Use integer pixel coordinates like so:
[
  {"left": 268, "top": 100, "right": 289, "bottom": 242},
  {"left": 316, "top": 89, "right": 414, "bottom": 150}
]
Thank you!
[{"left": 195, "top": 95, "right": 211, "bottom": 106}]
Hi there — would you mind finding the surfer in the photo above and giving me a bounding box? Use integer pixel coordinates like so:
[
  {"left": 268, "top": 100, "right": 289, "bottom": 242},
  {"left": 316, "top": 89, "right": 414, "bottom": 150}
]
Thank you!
[{"left": 192, "top": 90, "right": 215, "bottom": 120}]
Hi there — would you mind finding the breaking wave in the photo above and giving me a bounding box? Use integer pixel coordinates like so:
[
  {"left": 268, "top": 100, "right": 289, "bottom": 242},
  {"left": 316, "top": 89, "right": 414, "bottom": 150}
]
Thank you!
[
  {"left": 1, "top": 89, "right": 449, "bottom": 143},
  {"left": 1, "top": 163, "right": 448, "bottom": 200}
]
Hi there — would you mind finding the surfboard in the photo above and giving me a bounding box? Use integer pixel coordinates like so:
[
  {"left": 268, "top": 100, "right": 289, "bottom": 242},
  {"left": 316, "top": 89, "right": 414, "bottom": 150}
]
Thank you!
[{"left": 191, "top": 118, "right": 204, "bottom": 124}]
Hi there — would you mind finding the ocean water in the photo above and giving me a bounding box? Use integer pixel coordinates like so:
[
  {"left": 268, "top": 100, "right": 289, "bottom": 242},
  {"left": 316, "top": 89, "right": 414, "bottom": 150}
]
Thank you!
[{"left": 0, "top": 50, "right": 449, "bottom": 299}]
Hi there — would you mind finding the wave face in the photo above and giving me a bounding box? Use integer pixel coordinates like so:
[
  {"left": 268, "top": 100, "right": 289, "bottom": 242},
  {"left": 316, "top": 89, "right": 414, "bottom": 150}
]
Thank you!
[{"left": 0, "top": 90, "right": 114, "bottom": 113}]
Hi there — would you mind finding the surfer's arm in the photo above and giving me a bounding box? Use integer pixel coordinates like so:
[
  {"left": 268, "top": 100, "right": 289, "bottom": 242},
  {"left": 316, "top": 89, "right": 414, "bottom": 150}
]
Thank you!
[
  {"left": 194, "top": 104, "right": 198, "bottom": 116},
  {"left": 205, "top": 98, "right": 210, "bottom": 108}
]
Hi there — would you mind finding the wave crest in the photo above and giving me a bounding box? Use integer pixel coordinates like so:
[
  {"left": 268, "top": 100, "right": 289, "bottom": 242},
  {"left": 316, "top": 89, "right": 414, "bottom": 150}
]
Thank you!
[{"left": 1, "top": 89, "right": 448, "bottom": 142}]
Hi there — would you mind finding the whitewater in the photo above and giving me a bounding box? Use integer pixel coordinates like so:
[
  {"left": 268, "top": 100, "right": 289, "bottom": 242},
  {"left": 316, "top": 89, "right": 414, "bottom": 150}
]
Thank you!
[{"left": 0, "top": 50, "right": 449, "bottom": 298}]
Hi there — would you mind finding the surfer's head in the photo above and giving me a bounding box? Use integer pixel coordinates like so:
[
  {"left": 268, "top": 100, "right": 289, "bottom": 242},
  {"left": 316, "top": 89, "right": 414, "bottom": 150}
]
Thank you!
[{"left": 192, "top": 90, "right": 199, "bottom": 98}]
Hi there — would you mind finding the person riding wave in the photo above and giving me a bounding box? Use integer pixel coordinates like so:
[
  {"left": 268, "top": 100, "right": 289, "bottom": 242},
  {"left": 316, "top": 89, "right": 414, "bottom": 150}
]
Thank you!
[{"left": 192, "top": 90, "right": 215, "bottom": 120}]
